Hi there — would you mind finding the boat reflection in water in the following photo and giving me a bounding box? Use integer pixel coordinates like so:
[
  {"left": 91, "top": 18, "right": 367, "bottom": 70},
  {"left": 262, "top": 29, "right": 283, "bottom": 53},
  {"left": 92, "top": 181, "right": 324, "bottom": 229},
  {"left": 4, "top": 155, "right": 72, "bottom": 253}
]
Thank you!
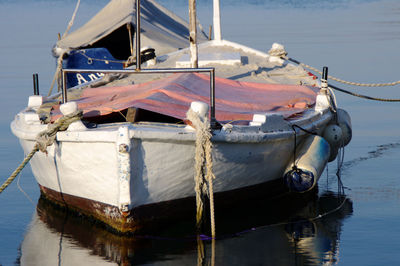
[{"left": 20, "top": 190, "right": 352, "bottom": 265}]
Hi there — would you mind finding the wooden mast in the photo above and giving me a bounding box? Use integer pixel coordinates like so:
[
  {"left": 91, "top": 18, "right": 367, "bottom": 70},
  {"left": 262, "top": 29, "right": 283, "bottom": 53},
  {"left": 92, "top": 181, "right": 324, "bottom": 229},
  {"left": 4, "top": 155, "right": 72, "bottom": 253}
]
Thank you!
[{"left": 189, "top": 0, "right": 198, "bottom": 68}]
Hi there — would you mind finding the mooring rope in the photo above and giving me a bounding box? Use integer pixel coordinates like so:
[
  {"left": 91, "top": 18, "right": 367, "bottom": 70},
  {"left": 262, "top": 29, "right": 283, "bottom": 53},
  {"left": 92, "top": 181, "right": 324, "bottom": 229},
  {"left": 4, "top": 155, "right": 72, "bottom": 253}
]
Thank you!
[
  {"left": 286, "top": 57, "right": 400, "bottom": 102},
  {"left": 0, "top": 111, "right": 83, "bottom": 194},
  {"left": 36, "top": 110, "right": 83, "bottom": 153},
  {"left": 47, "top": 54, "right": 65, "bottom": 96},
  {"left": 61, "top": 0, "right": 81, "bottom": 39},
  {"left": 48, "top": 0, "right": 81, "bottom": 96},
  {"left": 285, "top": 57, "right": 400, "bottom": 87},
  {"left": 17, "top": 166, "right": 35, "bottom": 205},
  {"left": 187, "top": 108, "right": 216, "bottom": 238},
  {"left": 0, "top": 144, "right": 39, "bottom": 194},
  {"left": 267, "top": 47, "right": 400, "bottom": 101},
  {"left": 328, "top": 84, "right": 400, "bottom": 102}
]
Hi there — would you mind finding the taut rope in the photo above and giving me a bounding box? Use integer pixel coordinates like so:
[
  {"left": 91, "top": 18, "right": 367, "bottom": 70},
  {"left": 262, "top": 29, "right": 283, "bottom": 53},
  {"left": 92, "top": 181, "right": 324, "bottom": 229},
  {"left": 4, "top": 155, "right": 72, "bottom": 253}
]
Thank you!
[
  {"left": 61, "top": 0, "right": 81, "bottom": 39},
  {"left": 1, "top": 111, "right": 83, "bottom": 194},
  {"left": 48, "top": 0, "right": 81, "bottom": 96},
  {"left": 286, "top": 57, "right": 400, "bottom": 87},
  {"left": 0, "top": 144, "right": 39, "bottom": 193},
  {"left": 47, "top": 54, "right": 64, "bottom": 96},
  {"left": 328, "top": 84, "right": 400, "bottom": 102},
  {"left": 267, "top": 46, "right": 400, "bottom": 102},
  {"left": 268, "top": 45, "right": 400, "bottom": 88}
]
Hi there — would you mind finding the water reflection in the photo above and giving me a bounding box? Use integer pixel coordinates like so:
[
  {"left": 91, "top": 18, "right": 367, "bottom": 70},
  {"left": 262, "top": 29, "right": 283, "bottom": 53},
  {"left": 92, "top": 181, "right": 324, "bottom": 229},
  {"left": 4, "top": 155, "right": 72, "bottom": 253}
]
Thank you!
[{"left": 20, "top": 191, "right": 352, "bottom": 265}]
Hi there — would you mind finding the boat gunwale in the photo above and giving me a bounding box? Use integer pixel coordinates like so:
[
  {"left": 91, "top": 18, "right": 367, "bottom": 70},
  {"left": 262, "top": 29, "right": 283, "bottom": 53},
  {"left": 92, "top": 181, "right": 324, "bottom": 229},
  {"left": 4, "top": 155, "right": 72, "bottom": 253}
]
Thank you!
[{"left": 11, "top": 107, "right": 332, "bottom": 144}]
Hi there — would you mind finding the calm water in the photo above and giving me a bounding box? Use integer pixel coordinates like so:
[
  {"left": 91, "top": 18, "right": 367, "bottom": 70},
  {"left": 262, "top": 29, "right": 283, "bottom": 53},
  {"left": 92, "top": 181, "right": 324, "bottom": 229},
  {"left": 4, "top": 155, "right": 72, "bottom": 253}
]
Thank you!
[{"left": 1, "top": 0, "right": 400, "bottom": 265}]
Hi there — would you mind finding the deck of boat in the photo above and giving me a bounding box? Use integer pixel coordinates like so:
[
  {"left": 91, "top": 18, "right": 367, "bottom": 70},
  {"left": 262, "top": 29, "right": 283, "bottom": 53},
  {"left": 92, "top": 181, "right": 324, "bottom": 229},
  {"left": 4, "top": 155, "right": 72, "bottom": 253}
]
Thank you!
[{"left": 106, "top": 40, "right": 318, "bottom": 87}]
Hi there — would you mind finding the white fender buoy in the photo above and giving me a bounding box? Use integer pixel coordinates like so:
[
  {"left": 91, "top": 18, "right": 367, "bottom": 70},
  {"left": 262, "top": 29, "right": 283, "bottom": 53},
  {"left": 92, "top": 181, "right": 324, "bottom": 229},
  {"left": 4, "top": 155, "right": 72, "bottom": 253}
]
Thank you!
[
  {"left": 323, "top": 124, "right": 342, "bottom": 161},
  {"left": 322, "top": 109, "right": 352, "bottom": 161},
  {"left": 337, "top": 108, "right": 352, "bottom": 147},
  {"left": 284, "top": 135, "right": 330, "bottom": 193},
  {"left": 323, "top": 124, "right": 342, "bottom": 146}
]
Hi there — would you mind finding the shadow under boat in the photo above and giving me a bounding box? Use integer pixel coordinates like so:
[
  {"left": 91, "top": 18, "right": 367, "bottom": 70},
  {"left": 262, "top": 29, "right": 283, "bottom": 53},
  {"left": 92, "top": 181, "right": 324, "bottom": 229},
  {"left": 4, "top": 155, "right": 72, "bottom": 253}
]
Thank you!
[{"left": 20, "top": 188, "right": 353, "bottom": 265}]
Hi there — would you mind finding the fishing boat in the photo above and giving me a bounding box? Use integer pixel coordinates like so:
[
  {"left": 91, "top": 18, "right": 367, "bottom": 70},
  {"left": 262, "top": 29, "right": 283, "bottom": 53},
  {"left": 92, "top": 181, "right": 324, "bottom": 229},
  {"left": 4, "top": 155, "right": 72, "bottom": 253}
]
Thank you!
[{"left": 11, "top": 0, "right": 352, "bottom": 233}]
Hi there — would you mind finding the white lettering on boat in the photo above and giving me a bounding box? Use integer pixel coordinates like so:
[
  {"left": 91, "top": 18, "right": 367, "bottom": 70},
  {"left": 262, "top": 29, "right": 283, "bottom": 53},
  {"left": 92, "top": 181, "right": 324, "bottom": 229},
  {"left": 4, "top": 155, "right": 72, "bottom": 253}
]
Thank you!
[
  {"left": 88, "top": 74, "right": 98, "bottom": 81},
  {"left": 76, "top": 74, "right": 87, "bottom": 85},
  {"left": 76, "top": 73, "right": 104, "bottom": 85}
]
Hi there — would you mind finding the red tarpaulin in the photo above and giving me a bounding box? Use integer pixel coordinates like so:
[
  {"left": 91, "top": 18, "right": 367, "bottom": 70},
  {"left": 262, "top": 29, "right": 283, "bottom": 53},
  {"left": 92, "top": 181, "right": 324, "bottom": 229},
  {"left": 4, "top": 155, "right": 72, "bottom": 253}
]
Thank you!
[{"left": 52, "top": 73, "right": 318, "bottom": 123}]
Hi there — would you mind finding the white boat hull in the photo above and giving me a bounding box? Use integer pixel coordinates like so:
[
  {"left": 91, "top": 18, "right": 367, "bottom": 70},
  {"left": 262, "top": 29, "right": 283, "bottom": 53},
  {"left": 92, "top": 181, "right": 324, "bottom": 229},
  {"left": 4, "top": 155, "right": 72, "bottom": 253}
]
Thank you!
[{"left": 11, "top": 107, "right": 333, "bottom": 232}]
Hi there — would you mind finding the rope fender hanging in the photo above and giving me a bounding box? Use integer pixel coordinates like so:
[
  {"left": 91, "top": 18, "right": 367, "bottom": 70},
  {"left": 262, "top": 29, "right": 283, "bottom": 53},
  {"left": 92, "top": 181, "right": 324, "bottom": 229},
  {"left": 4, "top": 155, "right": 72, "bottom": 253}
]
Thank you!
[
  {"left": 1, "top": 110, "right": 83, "bottom": 194},
  {"left": 186, "top": 108, "right": 216, "bottom": 238}
]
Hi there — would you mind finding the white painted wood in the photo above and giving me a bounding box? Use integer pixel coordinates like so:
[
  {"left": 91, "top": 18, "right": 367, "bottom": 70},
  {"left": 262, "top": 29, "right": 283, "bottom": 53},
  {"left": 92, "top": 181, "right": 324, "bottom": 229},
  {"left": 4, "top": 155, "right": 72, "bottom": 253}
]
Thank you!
[
  {"left": 116, "top": 126, "right": 131, "bottom": 211},
  {"left": 11, "top": 108, "right": 333, "bottom": 210},
  {"left": 176, "top": 52, "right": 241, "bottom": 67},
  {"left": 213, "top": 0, "right": 222, "bottom": 41},
  {"left": 28, "top": 95, "right": 43, "bottom": 109}
]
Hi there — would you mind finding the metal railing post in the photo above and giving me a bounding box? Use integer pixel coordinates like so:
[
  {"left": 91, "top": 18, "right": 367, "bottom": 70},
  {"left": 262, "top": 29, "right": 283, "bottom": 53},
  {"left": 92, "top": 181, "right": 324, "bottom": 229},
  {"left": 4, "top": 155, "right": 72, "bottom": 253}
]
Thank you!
[
  {"left": 136, "top": 0, "right": 141, "bottom": 70},
  {"left": 32, "top": 73, "right": 39, "bottom": 95},
  {"left": 62, "top": 70, "right": 67, "bottom": 103},
  {"left": 209, "top": 69, "right": 217, "bottom": 129},
  {"left": 322, "top": 66, "right": 328, "bottom": 84}
]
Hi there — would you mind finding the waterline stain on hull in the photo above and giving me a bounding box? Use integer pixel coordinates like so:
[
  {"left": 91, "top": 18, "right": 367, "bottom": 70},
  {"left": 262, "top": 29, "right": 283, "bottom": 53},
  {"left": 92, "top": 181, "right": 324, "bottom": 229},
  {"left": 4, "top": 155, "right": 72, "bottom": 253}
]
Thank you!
[{"left": 38, "top": 177, "right": 304, "bottom": 234}]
